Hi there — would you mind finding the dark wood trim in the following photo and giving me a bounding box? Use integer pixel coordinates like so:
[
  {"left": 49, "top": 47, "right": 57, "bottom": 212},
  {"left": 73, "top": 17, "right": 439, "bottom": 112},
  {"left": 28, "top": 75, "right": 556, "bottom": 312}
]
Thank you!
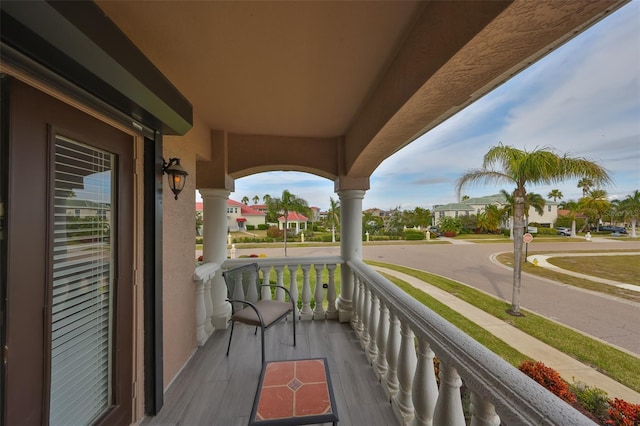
[
  {"left": 0, "top": 74, "right": 10, "bottom": 426},
  {"left": 144, "top": 134, "right": 164, "bottom": 414},
  {"left": 0, "top": 1, "right": 192, "bottom": 136}
]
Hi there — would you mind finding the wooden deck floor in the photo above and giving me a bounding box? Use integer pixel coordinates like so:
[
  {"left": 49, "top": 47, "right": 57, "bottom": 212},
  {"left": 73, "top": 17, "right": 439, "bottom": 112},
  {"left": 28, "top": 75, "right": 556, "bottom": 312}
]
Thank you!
[{"left": 141, "top": 319, "right": 398, "bottom": 426}]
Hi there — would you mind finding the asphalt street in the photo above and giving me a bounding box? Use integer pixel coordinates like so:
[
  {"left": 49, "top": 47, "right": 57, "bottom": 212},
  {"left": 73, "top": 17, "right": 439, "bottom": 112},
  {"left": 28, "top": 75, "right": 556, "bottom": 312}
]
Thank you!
[{"left": 229, "top": 239, "right": 640, "bottom": 356}]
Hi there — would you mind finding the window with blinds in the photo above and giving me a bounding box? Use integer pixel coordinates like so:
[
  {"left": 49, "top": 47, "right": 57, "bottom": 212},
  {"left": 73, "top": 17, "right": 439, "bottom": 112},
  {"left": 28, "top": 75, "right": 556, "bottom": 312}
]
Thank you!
[{"left": 49, "top": 136, "right": 115, "bottom": 426}]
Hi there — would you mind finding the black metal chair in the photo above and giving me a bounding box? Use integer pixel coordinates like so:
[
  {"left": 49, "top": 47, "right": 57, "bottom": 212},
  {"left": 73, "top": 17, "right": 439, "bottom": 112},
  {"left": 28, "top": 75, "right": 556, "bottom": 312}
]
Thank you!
[{"left": 222, "top": 263, "right": 296, "bottom": 364}]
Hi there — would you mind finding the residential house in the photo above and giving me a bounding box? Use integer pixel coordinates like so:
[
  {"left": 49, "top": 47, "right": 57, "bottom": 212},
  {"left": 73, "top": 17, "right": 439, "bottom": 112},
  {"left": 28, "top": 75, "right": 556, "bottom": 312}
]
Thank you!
[
  {"left": 197, "top": 200, "right": 267, "bottom": 231},
  {"left": 226, "top": 199, "right": 266, "bottom": 231},
  {"left": 1, "top": 2, "right": 621, "bottom": 425},
  {"left": 435, "top": 194, "right": 560, "bottom": 228}
]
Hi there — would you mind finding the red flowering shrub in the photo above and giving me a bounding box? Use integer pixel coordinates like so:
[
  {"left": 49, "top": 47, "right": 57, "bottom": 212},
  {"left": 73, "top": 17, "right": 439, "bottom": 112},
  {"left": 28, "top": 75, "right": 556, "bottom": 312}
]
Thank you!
[
  {"left": 606, "top": 398, "right": 640, "bottom": 426},
  {"left": 518, "top": 360, "right": 576, "bottom": 404}
]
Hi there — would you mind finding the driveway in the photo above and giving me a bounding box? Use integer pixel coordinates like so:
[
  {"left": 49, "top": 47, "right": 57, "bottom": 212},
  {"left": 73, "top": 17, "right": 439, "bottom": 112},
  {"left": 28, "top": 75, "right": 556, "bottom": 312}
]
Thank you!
[{"left": 229, "top": 239, "right": 640, "bottom": 356}]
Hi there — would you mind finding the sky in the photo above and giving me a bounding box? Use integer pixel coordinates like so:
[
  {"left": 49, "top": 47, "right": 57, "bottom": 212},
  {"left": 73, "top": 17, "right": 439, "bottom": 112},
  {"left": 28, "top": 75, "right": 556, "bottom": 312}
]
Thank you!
[{"left": 207, "top": 2, "right": 640, "bottom": 212}]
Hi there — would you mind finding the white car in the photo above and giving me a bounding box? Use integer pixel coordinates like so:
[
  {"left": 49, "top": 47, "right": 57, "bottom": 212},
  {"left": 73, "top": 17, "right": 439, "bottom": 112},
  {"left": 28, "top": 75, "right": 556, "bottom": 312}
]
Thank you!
[{"left": 556, "top": 227, "right": 571, "bottom": 236}]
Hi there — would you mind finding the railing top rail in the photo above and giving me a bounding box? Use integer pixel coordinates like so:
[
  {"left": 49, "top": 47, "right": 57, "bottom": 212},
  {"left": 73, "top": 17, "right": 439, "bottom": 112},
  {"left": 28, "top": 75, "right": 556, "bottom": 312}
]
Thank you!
[
  {"left": 223, "top": 256, "right": 344, "bottom": 269},
  {"left": 194, "top": 262, "right": 220, "bottom": 281},
  {"left": 348, "top": 259, "right": 595, "bottom": 426}
]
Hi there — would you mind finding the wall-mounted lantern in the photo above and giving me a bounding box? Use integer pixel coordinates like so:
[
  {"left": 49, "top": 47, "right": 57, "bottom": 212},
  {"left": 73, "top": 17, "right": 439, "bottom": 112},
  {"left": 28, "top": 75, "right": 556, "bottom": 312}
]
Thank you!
[{"left": 162, "top": 157, "right": 189, "bottom": 200}]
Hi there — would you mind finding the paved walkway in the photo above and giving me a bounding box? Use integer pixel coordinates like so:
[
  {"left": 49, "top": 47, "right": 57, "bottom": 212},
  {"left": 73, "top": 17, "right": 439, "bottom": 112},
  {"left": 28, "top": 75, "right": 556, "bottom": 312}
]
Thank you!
[
  {"left": 527, "top": 252, "right": 640, "bottom": 292},
  {"left": 373, "top": 265, "right": 640, "bottom": 404}
]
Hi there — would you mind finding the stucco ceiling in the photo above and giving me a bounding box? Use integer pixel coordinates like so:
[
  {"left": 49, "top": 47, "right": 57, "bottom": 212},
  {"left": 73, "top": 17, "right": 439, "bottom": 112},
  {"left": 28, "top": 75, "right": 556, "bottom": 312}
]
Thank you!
[{"left": 94, "top": 1, "right": 627, "bottom": 181}]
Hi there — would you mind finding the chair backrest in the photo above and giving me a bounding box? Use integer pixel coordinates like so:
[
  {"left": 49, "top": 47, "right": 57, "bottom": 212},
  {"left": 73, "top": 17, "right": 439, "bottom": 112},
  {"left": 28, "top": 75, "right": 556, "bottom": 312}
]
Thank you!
[{"left": 222, "top": 263, "right": 261, "bottom": 313}]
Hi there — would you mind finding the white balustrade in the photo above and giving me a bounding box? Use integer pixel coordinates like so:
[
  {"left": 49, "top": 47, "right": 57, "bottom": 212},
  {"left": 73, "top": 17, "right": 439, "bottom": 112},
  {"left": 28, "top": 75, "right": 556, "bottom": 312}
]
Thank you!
[
  {"left": 326, "top": 264, "right": 338, "bottom": 319},
  {"left": 412, "top": 337, "right": 438, "bottom": 426},
  {"left": 193, "top": 262, "right": 220, "bottom": 346},
  {"left": 385, "top": 309, "right": 401, "bottom": 401},
  {"left": 375, "top": 300, "right": 389, "bottom": 380},
  {"left": 313, "top": 264, "right": 325, "bottom": 319},
  {"left": 300, "top": 264, "right": 313, "bottom": 319},
  {"left": 367, "top": 292, "right": 380, "bottom": 363},
  {"left": 394, "top": 320, "right": 417, "bottom": 424},
  {"left": 347, "top": 259, "right": 595, "bottom": 426}
]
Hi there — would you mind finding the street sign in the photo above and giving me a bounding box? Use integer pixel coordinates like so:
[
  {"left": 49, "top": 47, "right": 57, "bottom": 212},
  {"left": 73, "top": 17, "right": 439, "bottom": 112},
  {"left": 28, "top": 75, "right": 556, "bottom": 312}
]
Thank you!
[{"left": 523, "top": 233, "right": 534, "bottom": 243}]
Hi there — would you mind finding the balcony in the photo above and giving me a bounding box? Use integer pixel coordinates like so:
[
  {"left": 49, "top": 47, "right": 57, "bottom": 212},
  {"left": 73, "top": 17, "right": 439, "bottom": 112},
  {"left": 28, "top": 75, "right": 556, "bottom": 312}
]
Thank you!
[{"left": 145, "top": 256, "right": 595, "bottom": 425}]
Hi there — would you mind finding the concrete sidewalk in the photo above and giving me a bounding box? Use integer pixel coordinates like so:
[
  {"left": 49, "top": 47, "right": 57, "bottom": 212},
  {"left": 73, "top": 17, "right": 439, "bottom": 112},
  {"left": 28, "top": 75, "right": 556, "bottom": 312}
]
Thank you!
[{"left": 373, "top": 265, "right": 640, "bottom": 404}]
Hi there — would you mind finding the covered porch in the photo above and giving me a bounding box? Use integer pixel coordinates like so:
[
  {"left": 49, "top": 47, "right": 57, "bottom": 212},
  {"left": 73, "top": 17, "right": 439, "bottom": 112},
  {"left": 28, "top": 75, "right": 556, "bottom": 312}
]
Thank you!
[{"left": 0, "top": 1, "right": 629, "bottom": 425}]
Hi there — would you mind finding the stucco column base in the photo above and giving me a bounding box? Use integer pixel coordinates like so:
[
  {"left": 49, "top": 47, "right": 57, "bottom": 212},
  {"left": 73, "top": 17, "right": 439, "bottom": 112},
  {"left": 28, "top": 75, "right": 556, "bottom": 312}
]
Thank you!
[{"left": 336, "top": 299, "right": 352, "bottom": 323}]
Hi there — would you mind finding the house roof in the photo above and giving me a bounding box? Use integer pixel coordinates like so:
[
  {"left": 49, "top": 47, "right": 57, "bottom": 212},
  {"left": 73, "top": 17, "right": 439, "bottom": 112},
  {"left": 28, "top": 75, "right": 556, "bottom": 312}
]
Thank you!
[
  {"left": 278, "top": 212, "right": 308, "bottom": 222},
  {"left": 228, "top": 200, "right": 266, "bottom": 216},
  {"left": 462, "top": 194, "right": 507, "bottom": 205},
  {"left": 433, "top": 203, "right": 475, "bottom": 212}
]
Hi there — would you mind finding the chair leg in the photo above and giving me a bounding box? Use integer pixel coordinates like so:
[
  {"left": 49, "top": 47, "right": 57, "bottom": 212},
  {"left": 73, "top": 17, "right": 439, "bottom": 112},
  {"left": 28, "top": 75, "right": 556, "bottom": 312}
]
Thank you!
[
  {"left": 254, "top": 326, "right": 258, "bottom": 335},
  {"left": 260, "top": 326, "right": 265, "bottom": 365},
  {"left": 293, "top": 311, "right": 296, "bottom": 347},
  {"left": 226, "top": 321, "right": 235, "bottom": 356}
]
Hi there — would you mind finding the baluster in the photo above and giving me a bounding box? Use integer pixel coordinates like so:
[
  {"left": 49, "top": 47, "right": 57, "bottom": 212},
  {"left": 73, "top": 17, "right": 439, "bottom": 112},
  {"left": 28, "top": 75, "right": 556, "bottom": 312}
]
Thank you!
[
  {"left": 394, "top": 320, "right": 417, "bottom": 424},
  {"left": 248, "top": 266, "right": 260, "bottom": 302},
  {"left": 288, "top": 265, "right": 299, "bottom": 320},
  {"left": 274, "top": 265, "right": 286, "bottom": 301},
  {"left": 313, "top": 264, "right": 325, "bottom": 319},
  {"left": 367, "top": 292, "right": 379, "bottom": 363},
  {"left": 203, "top": 276, "right": 214, "bottom": 336},
  {"left": 195, "top": 278, "right": 208, "bottom": 346},
  {"left": 375, "top": 299, "right": 389, "bottom": 380},
  {"left": 385, "top": 309, "right": 401, "bottom": 401},
  {"left": 470, "top": 393, "right": 500, "bottom": 426},
  {"left": 360, "top": 285, "right": 371, "bottom": 349},
  {"left": 433, "top": 363, "right": 465, "bottom": 426},
  {"left": 300, "top": 264, "right": 313, "bottom": 320},
  {"left": 351, "top": 274, "right": 361, "bottom": 333},
  {"left": 412, "top": 338, "right": 438, "bottom": 426},
  {"left": 261, "top": 265, "right": 273, "bottom": 300},
  {"left": 325, "top": 263, "right": 338, "bottom": 319}
]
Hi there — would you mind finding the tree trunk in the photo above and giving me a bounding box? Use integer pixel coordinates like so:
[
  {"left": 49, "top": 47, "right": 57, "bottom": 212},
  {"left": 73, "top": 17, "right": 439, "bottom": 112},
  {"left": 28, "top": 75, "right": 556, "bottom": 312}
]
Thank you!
[
  {"left": 284, "top": 214, "right": 288, "bottom": 257},
  {"left": 510, "top": 189, "right": 526, "bottom": 316}
]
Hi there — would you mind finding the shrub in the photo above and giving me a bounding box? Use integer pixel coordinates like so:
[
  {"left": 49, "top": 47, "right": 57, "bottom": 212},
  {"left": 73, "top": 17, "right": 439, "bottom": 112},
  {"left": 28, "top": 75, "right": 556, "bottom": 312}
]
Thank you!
[
  {"left": 403, "top": 230, "right": 425, "bottom": 240},
  {"left": 266, "top": 226, "right": 282, "bottom": 238},
  {"left": 518, "top": 361, "right": 576, "bottom": 404},
  {"left": 607, "top": 398, "right": 640, "bottom": 426},
  {"left": 536, "top": 227, "right": 558, "bottom": 235},
  {"left": 257, "top": 224, "right": 269, "bottom": 230},
  {"left": 570, "top": 381, "right": 609, "bottom": 421},
  {"left": 196, "top": 236, "right": 203, "bottom": 244},
  {"left": 246, "top": 224, "right": 255, "bottom": 230}
]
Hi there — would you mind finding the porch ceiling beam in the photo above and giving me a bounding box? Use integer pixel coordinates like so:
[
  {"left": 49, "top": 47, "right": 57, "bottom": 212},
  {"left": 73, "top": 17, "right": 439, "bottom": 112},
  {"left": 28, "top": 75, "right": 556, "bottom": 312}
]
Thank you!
[
  {"left": 0, "top": 1, "right": 192, "bottom": 136},
  {"left": 226, "top": 133, "right": 341, "bottom": 181},
  {"left": 344, "top": 0, "right": 627, "bottom": 178}
]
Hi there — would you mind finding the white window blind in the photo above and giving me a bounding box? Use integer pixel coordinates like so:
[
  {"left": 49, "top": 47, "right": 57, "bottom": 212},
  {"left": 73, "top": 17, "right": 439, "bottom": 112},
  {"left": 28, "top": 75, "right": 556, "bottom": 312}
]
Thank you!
[{"left": 49, "top": 136, "right": 114, "bottom": 426}]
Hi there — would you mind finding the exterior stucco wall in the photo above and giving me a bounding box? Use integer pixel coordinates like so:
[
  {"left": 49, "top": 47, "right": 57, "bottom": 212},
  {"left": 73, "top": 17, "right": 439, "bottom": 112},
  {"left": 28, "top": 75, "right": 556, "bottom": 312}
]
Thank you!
[{"left": 162, "top": 113, "right": 211, "bottom": 388}]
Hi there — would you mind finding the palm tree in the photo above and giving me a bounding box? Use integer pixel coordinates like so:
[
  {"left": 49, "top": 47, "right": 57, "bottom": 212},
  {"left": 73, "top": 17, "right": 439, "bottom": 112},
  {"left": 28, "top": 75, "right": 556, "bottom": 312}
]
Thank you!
[
  {"left": 525, "top": 192, "right": 546, "bottom": 220},
  {"left": 327, "top": 197, "right": 340, "bottom": 243},
  {"left": 547, "top": 189, "right": 563, "bottom": 202},
  {"left": 268, "top": 190, "right": 309, "bottom": 256},
  {"left": 580, "top": 189, "right": 610, "bottom": 231},
  {"left": 619, "top": 190, "right": 640, "bottom": 238},
  {"left": 262, "top": 194, "right": 271, "bottom": 204},
  {"left": 457, "top": 143, "right": 611, "bottom": 316},
  {"left": 561, "top": 200, "right": 581, "bottom": 237},
  {"left": 252, "top": 195, "right": 260, "bottom": 205},
  {"left": 577, "top": 177, "right": 594, "bottom": 197},
  {"left": 241, "top": 196, "right": 249, "bottom": 205}
]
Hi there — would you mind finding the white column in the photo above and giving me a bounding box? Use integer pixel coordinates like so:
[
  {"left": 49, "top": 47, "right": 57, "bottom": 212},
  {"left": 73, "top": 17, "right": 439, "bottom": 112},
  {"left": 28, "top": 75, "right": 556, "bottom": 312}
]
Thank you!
[
  {"left": 199, "top": 188, "right": 232, "bottom": 329},
  {"left": 326, "top": 264, "right": 338, "bottom": 319},
  {"left": 300, "top": 264, "right": 313, "bottom": 320},
  {"left": 375, "top": 300, "right": 389, "bottom": 380},
  {"left": 336, "top": 188, "right": 366, "bottom": 322},
  {"left": 313, "top": 264, "right": 325, "bottom": 319},
  {"left": 470, "top": 393, "right": 500, "bottom": 426}
]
